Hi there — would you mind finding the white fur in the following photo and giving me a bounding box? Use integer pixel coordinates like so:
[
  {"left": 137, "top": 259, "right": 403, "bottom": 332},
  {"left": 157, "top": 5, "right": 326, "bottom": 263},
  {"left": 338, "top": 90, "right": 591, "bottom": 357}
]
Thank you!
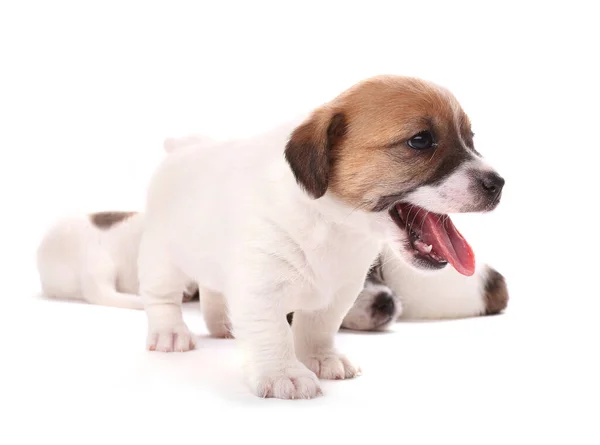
[
  {"left": 379, "top": 244, "right": 488, "bottom": 319},
  {"left": 36, "top": 214, "right": 145, "bottom": 309},
  {"left": 35, "top": 208, "right": 493, "bottom": 328},
  {"left": 139, "top": 121, "right": 389, "bottom": 398},
  {"left": 35, "top": 138, "right": 201, "bottom": 311},
  {"left": 139, "top": 115, "right": 507, "bottom": 399},
  {"left": 36, "top": 123, "right": 502, "bottom": 399},
  {"left": 404, "top": 158, "right": 492, "bottom": 214}
]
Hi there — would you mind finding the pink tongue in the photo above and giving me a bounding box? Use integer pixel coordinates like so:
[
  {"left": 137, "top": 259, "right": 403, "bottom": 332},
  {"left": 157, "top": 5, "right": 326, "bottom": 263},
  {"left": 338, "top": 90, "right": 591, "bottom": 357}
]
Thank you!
[{"left": 400, "top": 206, "right": 476, "bottom": 276}]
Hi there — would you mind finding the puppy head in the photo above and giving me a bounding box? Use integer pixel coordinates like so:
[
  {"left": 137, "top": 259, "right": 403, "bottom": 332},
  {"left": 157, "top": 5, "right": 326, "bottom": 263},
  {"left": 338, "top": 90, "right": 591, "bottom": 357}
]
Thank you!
[{"left": 285, "top": 75, "right": 504, "bottom": 276}]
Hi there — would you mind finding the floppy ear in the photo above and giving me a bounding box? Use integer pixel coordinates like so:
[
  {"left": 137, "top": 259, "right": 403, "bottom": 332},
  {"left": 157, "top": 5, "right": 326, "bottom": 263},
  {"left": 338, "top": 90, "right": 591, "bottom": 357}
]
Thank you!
[{"left": 284, "top": 110, "right": 346, "bottom": 199}]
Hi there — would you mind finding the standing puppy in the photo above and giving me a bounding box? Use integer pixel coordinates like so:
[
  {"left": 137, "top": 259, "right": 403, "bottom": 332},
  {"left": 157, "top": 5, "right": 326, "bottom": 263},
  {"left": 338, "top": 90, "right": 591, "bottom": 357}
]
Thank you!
[{"left": 139, "top": 75, "right": 505, "bottom": 399}]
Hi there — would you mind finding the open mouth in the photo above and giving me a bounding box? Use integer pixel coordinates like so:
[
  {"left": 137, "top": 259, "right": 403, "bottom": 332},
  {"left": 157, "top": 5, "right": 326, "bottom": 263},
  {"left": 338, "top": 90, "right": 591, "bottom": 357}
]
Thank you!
[{"left": 389, "top": 203, "right": 476, "bottom": 276}]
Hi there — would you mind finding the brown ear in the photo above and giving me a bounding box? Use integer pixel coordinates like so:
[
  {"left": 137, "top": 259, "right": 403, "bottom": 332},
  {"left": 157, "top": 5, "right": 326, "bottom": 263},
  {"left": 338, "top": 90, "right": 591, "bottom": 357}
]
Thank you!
[{"left": 284, "top": 111, "right": 346, "bottom": 199}]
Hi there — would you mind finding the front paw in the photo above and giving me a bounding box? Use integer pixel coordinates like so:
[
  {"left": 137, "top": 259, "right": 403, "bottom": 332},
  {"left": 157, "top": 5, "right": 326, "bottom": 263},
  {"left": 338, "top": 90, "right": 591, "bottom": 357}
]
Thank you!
[
  {"left": 249, "top": 361, "right": 322, "bottom": 399},
  {"left": 147, "top": 323, "right": 197, "bottom": 352},
  {"left": 299, "top": 351, "right": 361, "bottom": 380}
]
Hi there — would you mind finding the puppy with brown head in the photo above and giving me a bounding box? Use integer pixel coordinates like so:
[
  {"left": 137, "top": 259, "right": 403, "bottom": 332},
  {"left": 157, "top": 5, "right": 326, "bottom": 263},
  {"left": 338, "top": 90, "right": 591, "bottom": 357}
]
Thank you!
[
  {"left": 286, "top": 75, "right": 503, "bottom": 276},
  {"left": 140, "top": 75, "right": 504, "bottom": 400}
]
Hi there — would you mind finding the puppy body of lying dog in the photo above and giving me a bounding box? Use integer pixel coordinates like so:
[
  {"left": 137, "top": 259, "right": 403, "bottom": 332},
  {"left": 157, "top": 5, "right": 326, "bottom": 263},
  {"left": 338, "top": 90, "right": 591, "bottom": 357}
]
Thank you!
[
  {"left": 36, "top": 205, "right": 505, "bottom": 329},
  {"left": 136, "top": 75, "right": 505, "bottom": 399},
  {"left": 35, "top": 137, "right": 210, "bottom": 310},
  {"left": 36, "top": 211, "right": 200, "bottom": 309},
  {"left": 342, "top": 248, "right": 508, "bottom": 331}
]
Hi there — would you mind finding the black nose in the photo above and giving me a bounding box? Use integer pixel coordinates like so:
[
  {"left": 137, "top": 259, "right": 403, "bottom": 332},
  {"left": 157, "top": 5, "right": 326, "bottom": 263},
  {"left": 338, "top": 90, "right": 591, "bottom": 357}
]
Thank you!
[
  {"left": 480, "top": 172, "right": 505, "bottom": 197},
  {"left": 372, "top": 292, "right": 396, "bottom": 317}
]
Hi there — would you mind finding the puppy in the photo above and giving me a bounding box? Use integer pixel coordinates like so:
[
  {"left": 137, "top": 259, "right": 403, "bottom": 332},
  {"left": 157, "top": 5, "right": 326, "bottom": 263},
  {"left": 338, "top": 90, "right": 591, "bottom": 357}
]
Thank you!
[
  {"left": 35, "top": 137, "right": 210, "bottom": 309},
  {"left": 378, "top": 244, "right": 508, "bottom": 320},
  {"left": 36, "top": 208, "right": 503, "bottom": 329},
  {"left": 138, "top": 75, "right": 505, "bottom": 399},
  {"left": 341, "top": 252, "right": 508, "bottom": 331},
  {"left": 36, "top": 211, "right": 200, "bottom": 309}
]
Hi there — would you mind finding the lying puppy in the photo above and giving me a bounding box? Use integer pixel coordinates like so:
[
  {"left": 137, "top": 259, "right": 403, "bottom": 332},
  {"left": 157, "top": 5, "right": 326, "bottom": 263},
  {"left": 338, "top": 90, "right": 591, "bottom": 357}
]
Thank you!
[
  {"left": 137, "top": 75, "right": 505, "bottom": 399},
  {"left": 35, "top": 136, "right": 213, "bottom": 310},
  {"left": 36, "top": 207, "right": 504, "bottom": 330},
  {"left": 36, "top": 211, "right": 200, "bottom": 309},
  {"left": 340, "top": 251, "right": 508, "bottom": 331}
]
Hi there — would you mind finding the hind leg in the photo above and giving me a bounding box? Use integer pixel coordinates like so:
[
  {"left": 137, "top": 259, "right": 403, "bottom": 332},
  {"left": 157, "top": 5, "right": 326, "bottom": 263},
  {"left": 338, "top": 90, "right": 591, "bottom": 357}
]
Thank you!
[
  {"left": 138, "top": 234, "right": 196, "bottom": 352},
  {"left": 200, "top": 288, "right": 232, "bottom": 338}
]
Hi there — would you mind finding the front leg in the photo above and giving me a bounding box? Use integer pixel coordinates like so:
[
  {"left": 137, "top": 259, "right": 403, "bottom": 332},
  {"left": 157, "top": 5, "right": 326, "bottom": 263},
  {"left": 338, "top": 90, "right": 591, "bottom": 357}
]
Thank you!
[
  {"left": 292, "top": 283, "right": 363, "bottom": 380},
  {"left": 228, "top": 280, "right": 321, "bottom": 399},
  {"left": 139, "top": 234, "right": 196, "bottom": 352}
]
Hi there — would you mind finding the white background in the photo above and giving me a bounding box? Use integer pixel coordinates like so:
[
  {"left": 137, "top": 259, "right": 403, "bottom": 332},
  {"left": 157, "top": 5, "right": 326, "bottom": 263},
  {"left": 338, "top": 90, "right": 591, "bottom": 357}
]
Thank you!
[{"left": 1, "top": 1, "right": 598, "bottom": 444}]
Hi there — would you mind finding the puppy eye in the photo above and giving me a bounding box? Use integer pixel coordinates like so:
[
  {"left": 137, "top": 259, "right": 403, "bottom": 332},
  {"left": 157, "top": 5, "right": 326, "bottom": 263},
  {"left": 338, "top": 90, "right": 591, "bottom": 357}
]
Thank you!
[{"left": 407, "top": 131, "right": 436, "bottom": 150}]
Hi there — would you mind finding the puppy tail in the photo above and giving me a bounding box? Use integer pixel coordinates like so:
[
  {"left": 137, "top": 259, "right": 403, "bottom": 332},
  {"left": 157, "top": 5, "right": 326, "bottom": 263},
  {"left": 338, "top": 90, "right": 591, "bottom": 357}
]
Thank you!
[
  {"left": 84, "top": 291, "right": 145, "bottom": 310},
  {"left": 163, "top": 135, "right": 214, "bottom": 154}
]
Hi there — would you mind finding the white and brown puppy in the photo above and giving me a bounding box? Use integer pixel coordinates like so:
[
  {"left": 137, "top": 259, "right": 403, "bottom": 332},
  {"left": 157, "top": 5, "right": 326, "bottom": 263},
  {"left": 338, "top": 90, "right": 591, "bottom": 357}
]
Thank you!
[
  {"left": 340, "top": 252, "right": 508, "bottom": 331},
  {"left": 137, "top": 75, "right": 505, "bottom": 399},
  {"left": 34, "top": 137, "right": 211, "bottom": 310},
  {"left": 35, "top": 130, "right": 402, "bottom": 332},
  {"left": 36, "top": 211, "right": 199, "bottom": 309},
  {"left": 36, "top": 207, "right": 504, "bottom": 330},
  {"left": 379, "top": 245, "right": 508, "bottom": 320}
]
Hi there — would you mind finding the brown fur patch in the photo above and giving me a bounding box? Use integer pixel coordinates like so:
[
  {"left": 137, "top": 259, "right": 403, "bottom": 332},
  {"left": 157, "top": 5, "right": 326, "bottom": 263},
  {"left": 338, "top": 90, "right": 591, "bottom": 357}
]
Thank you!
[
  {"left": 285, "top": 110, "right": 347, "bottom": 198},
  {"left": 89, "top": 211, "right": 136, "bottom": 229},
  {"left": 182, "top": 288, "right": 199, "bottom": 302},
  {"left": 286, "top": 75, "right": 476, "bottom": 211},
  {"left": 484, "top": 267, "right": 509, "bottom": 315}
]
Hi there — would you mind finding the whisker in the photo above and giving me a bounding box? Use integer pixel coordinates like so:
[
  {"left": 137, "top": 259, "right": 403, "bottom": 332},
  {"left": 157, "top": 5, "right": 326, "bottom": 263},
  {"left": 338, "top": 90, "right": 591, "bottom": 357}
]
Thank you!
[
  {"left": 408, "top": 205, "right": 422, "bottom": 232},
  {"left": 419, "top": 210, "right": 431, "bottom": 236},
  {"left": 379, "top": 255, "right": 406, "bottom": 278},
  {"left": 428, "top": 142, "right": 441, "bottom": 164}
]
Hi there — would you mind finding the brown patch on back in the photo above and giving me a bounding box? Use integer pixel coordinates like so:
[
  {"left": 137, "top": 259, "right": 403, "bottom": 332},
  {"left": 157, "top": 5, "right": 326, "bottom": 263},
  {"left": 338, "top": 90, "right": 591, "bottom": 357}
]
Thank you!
[
  {"left": 484, "top": 267, "right": 509, "bottom": 315},
  {"left": 89, "top": 211, "right": 136, "bottom": 229},
  {"left": 285, "top": 75, "right": 475, "bottom": 211}
]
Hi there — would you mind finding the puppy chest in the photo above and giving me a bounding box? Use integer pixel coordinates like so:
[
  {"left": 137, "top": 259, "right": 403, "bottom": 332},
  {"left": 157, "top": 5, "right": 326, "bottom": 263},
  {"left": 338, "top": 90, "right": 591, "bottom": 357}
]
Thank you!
[{"left": 303, "top": 231, "right": 381, "bottom": 296}]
